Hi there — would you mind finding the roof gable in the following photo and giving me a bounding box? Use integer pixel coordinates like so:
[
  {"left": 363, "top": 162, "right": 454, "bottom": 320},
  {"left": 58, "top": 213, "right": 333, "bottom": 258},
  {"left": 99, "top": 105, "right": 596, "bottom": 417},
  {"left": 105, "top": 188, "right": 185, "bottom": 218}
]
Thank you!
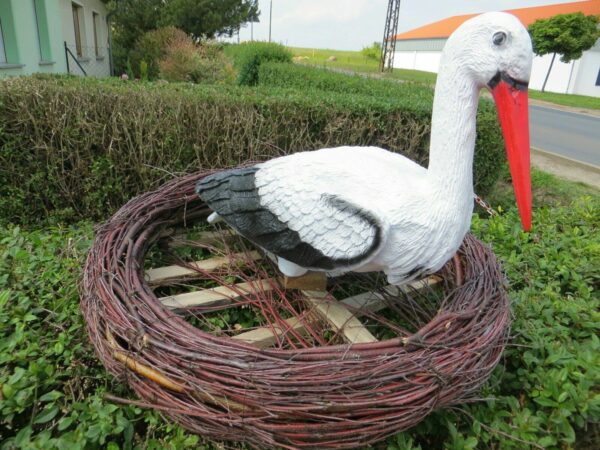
[{"left": 393, "top": 0, "right": 600, "bottom": 40}]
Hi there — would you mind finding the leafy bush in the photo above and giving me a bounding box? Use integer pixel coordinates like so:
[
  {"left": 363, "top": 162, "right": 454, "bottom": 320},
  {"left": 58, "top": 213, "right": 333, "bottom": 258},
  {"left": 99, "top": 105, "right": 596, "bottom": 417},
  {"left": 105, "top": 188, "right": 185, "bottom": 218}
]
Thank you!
[
  {"left": 0, "top": 224, "right": 202, "bottom": 449},
  {"left": 0, "top": 74, "right": 503, "bottom": 224},
  {"left": 225, "top": 41, "right": 292, "bottom": 85},
  {"left": 130, "top": 27, "right": 190, "bottom": 79},
  {"left": 361, "top": 41, "right": 382, "bottom": 60},
  {"left": 159, "top": 39, "right": 235, "bottom": 84},
  {"left": 463, "top": 197, "right": 600, "bottom": 449}
]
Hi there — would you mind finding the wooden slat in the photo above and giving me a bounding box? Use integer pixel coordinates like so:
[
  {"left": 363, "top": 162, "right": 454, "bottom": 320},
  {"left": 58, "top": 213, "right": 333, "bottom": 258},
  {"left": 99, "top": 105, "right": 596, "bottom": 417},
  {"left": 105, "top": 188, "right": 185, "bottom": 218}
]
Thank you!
[
  {"left": 283, "top": 271, "right": 327, "bottom": 291},
  {"left": 145, "top": 251, "right": 261, "bottom": 285},
  {"left": 232, "top": 316, "right": 307, "bottom": 348},
  {"left": 303, "top": 290, "right": 378, "bottom": 344},
  {"left": 342, "top": 275, "right": 443, "bottom": 311},
  {"left": 159, "top": 279, "right": 275, "bottom": 309},
  {"left": 232, "top": 275, "right": 442, "bottom": 347}
]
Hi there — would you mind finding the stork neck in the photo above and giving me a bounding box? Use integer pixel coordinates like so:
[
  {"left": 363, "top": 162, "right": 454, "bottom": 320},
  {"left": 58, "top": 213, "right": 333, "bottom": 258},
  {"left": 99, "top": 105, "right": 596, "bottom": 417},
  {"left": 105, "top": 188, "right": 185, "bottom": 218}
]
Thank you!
[{"left": 427, "top": 62, "right": 480, "bottom": 201}]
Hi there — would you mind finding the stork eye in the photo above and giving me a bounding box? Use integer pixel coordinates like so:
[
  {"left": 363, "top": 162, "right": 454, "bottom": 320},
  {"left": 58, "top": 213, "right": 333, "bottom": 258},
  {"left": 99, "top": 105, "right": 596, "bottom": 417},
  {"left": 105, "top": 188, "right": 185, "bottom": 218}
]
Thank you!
[{"left": 492, "top": 31, "right": 507, "bottom": 46}]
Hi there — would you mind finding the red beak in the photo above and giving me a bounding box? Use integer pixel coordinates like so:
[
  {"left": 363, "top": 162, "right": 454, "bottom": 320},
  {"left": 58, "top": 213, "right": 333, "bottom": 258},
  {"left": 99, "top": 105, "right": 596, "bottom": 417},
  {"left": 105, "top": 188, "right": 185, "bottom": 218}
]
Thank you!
[{"left": 490, "top": 73, "right": 532, "bottom": 232}]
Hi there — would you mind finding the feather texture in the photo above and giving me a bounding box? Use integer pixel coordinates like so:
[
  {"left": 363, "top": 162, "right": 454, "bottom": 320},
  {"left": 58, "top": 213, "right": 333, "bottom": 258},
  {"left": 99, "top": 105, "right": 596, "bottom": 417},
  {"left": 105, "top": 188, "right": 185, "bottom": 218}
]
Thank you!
[{"left": 195, "top": 163, "right": 383, "bottom": 270}]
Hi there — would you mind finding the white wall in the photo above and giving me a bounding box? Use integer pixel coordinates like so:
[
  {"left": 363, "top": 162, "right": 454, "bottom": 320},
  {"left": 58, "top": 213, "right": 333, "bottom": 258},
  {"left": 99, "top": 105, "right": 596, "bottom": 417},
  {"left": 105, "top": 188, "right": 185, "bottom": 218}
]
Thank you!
[
  {"left": 394, "top": 51, "right": 417, "bottom": 70},
  {"left": 529, "top": 53, "right": 575, "bottom": 93},
  {"left": 393, "top": 50, "right": 441, "bottom": 73},
  {"left": 61, "top": 0, "right": 110, "bottom": 77},
  {"left": 414, "top": 52, "right": 442, "bottom": 73},
  {"left": 571, "top": 51, "right": 600, "bottom": 97}
]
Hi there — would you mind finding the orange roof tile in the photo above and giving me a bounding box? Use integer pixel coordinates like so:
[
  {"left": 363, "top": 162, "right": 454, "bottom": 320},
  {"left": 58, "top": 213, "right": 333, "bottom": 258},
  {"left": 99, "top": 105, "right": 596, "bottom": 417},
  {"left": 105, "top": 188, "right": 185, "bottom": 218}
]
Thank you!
[{"left": 393, "top": 0, "right": 600, "bottom": 40}]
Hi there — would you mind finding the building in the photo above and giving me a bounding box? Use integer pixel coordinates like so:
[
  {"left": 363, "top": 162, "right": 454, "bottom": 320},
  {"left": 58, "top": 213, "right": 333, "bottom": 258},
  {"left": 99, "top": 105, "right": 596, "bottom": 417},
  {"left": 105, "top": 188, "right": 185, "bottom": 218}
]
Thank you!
[
  {"left": 392, "top": 0, "right": 600, "bottom": 97},
  {"left": 0, "top": 0, "right": 111, "bottom": 78}
]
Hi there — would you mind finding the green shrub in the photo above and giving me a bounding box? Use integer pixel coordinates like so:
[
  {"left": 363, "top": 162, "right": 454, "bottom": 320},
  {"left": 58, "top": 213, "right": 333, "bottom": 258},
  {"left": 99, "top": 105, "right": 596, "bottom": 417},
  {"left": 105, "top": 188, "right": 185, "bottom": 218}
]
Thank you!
[
  {"left": 226, "top": 41, "right": 292, "bottom": 85},
  {"left": 157, "top": 36, "right": 202, "bottom": 82},
  {"left": 361, "top": 41, "right": 382, "bottom": 60},
  {"left": 130, "top": 27, "right": 189, "bottom": 79},
  {"left": 462, "top": 196, "right": 600, "bottom": 449},
  {"left": 159, "top": 39, "right": 235, "bottom": 84},
  {"left": 0, "top": 224, "right": 203, "bottom": 449}
]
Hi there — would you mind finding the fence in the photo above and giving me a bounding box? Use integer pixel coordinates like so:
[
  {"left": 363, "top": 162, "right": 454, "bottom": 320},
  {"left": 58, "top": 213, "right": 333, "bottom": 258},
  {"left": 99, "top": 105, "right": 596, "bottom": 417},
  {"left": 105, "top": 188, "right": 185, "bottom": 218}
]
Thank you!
[{"left": 65, "top": 43, "right": 111, "bottom": 77}]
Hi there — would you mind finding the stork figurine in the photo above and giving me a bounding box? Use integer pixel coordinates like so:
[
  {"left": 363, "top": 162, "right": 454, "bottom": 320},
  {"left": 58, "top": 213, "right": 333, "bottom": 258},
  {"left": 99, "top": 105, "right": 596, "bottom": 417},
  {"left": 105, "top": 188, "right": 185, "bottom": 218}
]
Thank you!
[{"left": 196, "top": 12, "right": 533, "bottom": 285}]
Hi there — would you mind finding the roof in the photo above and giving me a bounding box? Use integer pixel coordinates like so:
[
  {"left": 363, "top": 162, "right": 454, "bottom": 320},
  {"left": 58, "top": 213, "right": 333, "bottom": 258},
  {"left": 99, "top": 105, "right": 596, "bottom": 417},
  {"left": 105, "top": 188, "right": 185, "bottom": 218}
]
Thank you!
[{"left": 393, "top": 0, "right": 600, "bottom": 41}]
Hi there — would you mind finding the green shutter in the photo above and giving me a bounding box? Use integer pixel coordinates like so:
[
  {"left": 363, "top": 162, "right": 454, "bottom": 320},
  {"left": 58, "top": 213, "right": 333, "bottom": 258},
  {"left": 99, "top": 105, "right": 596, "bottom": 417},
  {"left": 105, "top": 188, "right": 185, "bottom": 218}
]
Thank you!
[
  {"left": 34, "top": 0, "right": 52, "bottom": 61},
  {"left": 0, "top": 1, "right": 20, "bottom": 63}
]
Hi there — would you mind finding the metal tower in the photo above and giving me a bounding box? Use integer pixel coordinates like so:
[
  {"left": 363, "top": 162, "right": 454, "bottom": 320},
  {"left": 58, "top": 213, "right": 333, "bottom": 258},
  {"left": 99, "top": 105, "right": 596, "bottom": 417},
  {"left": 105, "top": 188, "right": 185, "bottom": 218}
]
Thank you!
[{"left": 379, "top": 0, "right": 401, "bottom": 72}]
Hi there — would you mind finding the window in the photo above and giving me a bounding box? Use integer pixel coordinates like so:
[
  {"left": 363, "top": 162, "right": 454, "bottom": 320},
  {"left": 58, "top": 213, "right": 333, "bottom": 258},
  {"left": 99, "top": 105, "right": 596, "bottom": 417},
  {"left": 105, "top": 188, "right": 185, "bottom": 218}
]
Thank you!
[
  {"left": 33, "top": 0, "right": 52, "bottom": 61},
  {"left": 0, "top": 19, "right": 6, "bottom": 64},
  {"left": 596, "top": 67, "right": 600, "bottom": 87},
  {"left": 72, "top": 3, "right": 83, "bottom": 57},
  {"left": 92, "top": 12, "right": 99, "bottom": 57}
]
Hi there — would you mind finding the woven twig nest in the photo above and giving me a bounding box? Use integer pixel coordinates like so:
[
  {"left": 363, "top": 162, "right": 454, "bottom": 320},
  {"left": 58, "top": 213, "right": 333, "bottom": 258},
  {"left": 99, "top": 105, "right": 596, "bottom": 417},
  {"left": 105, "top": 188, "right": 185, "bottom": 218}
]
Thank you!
[{"left": 80, "top": 170, "right": 510, "bottom": 449}]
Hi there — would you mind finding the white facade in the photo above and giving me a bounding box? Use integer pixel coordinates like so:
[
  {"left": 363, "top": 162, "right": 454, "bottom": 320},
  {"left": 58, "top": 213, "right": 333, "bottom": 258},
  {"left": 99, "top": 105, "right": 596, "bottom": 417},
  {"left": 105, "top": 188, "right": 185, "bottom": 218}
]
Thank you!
[
  {"left": 394, "top": 51, "right": 442, "bottom": 74},
  {"left": 61, "top": 0, "right": 111, "bottom": 77},
  {"left": 570, "top": 42, "right": 600, "bottom": 96},
  {"left": 394, "top": 38, "right": 600, "bottom": 97}
]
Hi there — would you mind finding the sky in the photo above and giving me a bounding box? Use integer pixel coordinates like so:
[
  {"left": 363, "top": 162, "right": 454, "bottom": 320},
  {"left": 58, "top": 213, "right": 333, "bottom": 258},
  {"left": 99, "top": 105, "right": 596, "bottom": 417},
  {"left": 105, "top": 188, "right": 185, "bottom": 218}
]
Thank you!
[{"left": 225, "top": 0, "right": 585, "bottom": 50}]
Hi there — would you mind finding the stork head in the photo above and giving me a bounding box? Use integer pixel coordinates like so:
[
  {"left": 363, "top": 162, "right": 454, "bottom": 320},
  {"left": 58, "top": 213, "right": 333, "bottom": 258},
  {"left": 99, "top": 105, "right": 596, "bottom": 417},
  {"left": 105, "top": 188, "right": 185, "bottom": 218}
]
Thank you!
[{"left": 448, "top": 12, "right": 533, "bottom": 231}]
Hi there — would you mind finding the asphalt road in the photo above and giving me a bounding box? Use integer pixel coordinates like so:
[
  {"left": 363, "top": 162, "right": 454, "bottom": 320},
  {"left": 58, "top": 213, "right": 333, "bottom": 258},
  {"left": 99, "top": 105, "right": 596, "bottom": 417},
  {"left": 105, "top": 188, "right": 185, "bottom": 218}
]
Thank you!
[{"left": 529, "top": 105, "right": 600, "bottom": 167}]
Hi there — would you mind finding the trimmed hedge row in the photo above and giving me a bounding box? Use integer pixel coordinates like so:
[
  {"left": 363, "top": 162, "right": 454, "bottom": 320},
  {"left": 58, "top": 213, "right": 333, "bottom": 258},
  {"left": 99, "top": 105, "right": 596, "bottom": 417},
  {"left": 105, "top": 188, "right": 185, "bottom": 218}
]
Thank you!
[
  {"left": 0, "top": 73, "right": 503, "bottom": 224},
  {"left": 259, "top": 61, "right": 426, "bottom": 98},
  {"left": 224, "top": 42, "right": 292, "bottom": 86}
]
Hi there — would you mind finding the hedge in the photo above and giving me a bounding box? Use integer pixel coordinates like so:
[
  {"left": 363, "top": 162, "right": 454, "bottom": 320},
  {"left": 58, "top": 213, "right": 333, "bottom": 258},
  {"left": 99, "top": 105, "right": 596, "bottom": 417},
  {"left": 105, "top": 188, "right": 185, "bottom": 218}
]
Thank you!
[
  {"left": 0, "top": 74, "right": 503, "bottom": 224},
  {"left": 259, "top": 60, "right": 424, "bottom": 98},
  {"left": 224, "top": 41, "right": 292, "bottom": 86}
]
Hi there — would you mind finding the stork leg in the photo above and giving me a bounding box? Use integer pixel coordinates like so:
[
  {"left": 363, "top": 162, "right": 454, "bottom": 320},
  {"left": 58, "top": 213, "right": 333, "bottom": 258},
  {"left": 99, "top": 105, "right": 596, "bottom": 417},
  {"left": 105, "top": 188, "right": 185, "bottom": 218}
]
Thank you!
[
  {"left": 207, "top": 212, "right": 223, "bottom": 224},
  {"left": 277, "top": 257, "right": 308, "bottom": 277}
]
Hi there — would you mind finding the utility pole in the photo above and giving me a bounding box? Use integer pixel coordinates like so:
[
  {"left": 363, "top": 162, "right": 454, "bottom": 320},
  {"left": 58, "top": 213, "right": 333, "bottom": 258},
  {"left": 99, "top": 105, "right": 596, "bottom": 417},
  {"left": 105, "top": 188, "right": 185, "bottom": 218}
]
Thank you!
[
  {"left": 251, "top": 21, "right": 254, "bottom": 41},
  {"left": 269, "top": 0, "right": 273, "bottom": 42},
  {"left": 380, "top": 0, "right": 401, "bottom": 72}
]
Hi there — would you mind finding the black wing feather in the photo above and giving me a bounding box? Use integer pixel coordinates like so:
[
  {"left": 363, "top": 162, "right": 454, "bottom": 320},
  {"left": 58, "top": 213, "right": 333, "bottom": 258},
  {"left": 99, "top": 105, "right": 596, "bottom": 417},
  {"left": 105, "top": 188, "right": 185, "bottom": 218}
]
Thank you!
[{"left": 195, "top": 167, "right": 381, "bottom": 270}]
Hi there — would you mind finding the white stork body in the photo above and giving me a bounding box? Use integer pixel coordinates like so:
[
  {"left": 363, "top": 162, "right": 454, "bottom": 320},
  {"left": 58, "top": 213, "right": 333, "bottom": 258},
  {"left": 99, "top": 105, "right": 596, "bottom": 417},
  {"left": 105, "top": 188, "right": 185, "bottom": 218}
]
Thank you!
[
  {"left": 254, "top": 145, "right": 472, "bottom": 283},
  {"left": 197, "top": 12, "right": 533, "bottom": 284}
]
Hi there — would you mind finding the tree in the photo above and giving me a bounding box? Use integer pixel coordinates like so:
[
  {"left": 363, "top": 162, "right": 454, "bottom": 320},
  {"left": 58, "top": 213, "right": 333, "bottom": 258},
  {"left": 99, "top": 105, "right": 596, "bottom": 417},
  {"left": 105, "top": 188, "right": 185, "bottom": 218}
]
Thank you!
[
  {"left": 361, "top": 42, "right": 382, "bottom": 61},
  {"left": 110, "top": 0, "right": 165, "bottom": 75},
  {"left": 528, "top": 12, "right": 600, "bottom": 92},
  {"left": 162, "top": 0, "right": 260, "bottom": 40}
]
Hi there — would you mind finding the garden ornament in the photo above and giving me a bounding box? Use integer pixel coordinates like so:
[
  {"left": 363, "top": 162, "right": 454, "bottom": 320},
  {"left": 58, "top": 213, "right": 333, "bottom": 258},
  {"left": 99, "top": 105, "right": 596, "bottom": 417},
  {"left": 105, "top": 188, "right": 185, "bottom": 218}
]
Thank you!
[{"left": 196, "top": 12, "right": 533, "bottom": 285}]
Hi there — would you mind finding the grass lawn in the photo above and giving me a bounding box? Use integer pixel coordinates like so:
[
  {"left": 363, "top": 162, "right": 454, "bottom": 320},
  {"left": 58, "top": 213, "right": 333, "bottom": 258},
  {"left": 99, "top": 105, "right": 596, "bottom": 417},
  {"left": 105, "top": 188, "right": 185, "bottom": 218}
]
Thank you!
[
  {"left": 289, "top": 46, "right": 600, "bottom": 110},
  {"left": 289, "top": 46, "right": 437, "bottom": 85},
  {"left": 529, "top": 90, "right": 600, "bottom": 111}
]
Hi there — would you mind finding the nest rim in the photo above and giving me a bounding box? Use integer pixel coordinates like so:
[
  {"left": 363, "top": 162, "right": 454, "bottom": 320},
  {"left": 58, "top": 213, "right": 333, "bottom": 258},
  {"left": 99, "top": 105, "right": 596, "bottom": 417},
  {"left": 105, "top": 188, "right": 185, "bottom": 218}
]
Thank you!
[{"left": 80, "top": 169, "right": 511, "bottom": 449}]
